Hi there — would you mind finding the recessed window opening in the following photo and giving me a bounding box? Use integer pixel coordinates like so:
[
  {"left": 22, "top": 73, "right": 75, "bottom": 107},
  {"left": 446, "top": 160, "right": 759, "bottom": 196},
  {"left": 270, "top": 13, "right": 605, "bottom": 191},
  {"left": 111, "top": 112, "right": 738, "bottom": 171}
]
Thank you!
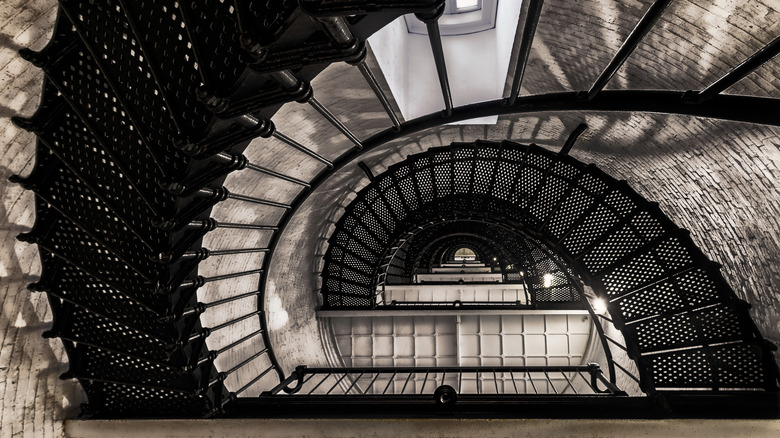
[
  {"left": 405, "top": 0, "right": 497, "bottom": 36},
  {"left": 453, "top": 247, "right": 477, "bottom": 261}
]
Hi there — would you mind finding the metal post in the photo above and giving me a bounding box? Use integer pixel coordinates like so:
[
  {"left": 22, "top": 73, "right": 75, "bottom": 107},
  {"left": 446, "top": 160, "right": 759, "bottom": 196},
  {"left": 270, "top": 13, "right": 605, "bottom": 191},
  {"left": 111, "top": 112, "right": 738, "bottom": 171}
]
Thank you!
[
  {"left": 270, "top": 70, "right": 363, "bottom": 149},
  {"left": 559, "top": 123, "right": 588, "bottom": 157},
  {"left": 508, "top": 0, "right": 545, "bottom": 106},
  {"left": 195, "top": 187, "right": 290, "bottom": 209},
  {"left": 421, "top": 18, "right": 453, "bottom": 117},
  {"left": 586, "top": 0, "right": 674, "bottom": 100},
  {"left": 272, "top": 131, "right": 333, "bottom": 167},
  {"left": 690, "top": 34, "right": 780, "bottom": 103},
  {"left": 179, "top": 247, "right": 269, "bottom": 261},
  {"left": 354, "top": 60, "right": 402, "bottom": 130},
  {"left": 212, "top": 153, "right": 312, "bottom": 187},
  {"left": 307, "top": 97, "right": 364, "bottom": 149}
]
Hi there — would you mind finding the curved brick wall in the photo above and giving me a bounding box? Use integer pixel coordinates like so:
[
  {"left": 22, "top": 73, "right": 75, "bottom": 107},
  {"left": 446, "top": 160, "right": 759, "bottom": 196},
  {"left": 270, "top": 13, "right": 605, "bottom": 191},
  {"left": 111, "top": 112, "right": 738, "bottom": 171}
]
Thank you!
[{"left": 0, "top": 1, "right": 85, "bottom": 436}]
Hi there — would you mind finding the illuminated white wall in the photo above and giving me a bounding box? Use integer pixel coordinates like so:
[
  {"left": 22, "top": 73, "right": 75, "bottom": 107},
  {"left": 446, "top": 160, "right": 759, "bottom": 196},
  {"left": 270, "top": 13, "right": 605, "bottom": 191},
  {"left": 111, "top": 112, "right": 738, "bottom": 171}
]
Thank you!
[{"left": 368, "top": 0, "right": 522, "bottom": 124}]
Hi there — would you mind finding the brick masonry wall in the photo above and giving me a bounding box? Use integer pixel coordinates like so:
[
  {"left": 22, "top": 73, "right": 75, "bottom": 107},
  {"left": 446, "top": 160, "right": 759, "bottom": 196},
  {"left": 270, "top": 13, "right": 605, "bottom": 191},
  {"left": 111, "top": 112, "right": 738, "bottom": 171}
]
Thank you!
[{"left": 0, "top": 0, "right": 86, "bottom": 437}]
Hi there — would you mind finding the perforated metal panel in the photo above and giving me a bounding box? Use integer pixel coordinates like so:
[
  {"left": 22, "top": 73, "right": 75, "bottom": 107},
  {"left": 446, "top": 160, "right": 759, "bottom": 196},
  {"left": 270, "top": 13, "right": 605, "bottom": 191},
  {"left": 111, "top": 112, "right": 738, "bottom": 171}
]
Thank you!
[{"left": 321, "top": 141, "right": 778, "bottom": 393}]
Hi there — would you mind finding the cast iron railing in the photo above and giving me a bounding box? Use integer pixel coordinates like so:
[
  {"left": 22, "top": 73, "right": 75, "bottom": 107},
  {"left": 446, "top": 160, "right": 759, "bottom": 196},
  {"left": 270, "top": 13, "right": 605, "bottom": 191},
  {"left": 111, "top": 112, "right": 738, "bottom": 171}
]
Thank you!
[{"left": 267, "top": 364, "right": 626, "bottom": 397}]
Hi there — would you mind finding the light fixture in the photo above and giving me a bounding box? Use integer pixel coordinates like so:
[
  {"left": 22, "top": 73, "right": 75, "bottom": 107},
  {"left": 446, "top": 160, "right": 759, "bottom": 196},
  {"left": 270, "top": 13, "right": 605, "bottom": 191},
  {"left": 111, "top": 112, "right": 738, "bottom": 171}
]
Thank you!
[
  {"left": 543, "top": 273, "right": 553, "bottom": 288},
  {"left": 592, "top": 298, "right": 608, "bottom": 315},
  {"left": 455, "top": 0, "right": 480, "bottom": 11}
]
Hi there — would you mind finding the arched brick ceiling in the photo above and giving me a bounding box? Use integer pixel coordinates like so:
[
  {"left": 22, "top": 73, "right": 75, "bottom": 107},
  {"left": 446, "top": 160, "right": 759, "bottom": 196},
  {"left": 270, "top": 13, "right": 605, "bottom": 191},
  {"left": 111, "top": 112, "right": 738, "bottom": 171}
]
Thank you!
[{"left": 1, "top": 0, "right": 779, "bottom": 429}]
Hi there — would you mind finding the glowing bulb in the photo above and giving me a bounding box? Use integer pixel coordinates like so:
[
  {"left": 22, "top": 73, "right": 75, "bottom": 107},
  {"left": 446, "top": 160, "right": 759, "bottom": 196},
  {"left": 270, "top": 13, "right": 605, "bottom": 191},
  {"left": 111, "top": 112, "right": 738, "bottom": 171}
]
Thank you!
[
  {"left": 543, "top": 273, "right": 553, "bottom": 288},
  {"left": 593, "top": 298, "right": 608, "bottom": 315}
]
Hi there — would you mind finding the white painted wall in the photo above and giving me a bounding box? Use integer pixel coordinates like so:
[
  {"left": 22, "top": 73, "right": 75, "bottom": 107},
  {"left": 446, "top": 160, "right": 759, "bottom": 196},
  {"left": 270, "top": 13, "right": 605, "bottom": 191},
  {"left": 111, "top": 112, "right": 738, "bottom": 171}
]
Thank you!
[{"left": 368, "top": 0, "right": 522, "bottom": 124}]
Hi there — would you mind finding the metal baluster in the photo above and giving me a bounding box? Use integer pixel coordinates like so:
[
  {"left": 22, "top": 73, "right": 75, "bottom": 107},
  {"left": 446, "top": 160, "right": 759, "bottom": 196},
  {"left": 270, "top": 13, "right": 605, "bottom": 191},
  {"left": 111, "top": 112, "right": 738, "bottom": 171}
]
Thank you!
[
  {"left": 232, "top": 365, "right": 276, "bottom": 398},
  {"left": 586, "top": 0, "right": 674, "bottom": 100},
  {"left": 420, "top": 370, "right": 430, "bottom": 394},
  {"left": 344, "top": 372, "right": 364, "bottom": 395},
  {"left": 401, "top": 372, "right": 414, "bottom": 394},
  {"left": 688, "top": 35, "right": 780, "bottom": 103},
  {"left": 382, "top": 372, "right": 397, "bottom": 395},
  {"left": 326, "top": 372, "right": 349, "bottom": 395},
  {"left": 527, "top": 371, "right": 538, "bottom": 394},
  {"left": 543, "top": 370, "right": 557, "bottom": 394},
  {"left": 308, "top": 373, "right": 332, "bottom": 394},
  {"left": 364, "top": 372, "right": 382, "bottom": 395},
  {"left": 269, "top": 70, "right": 363, "bottom": 149},
  {"left": 507, "top": 0, "right": 545, "bottom": 106},
  {"left": 561, "top": 370, "right": 577, "bottom": 394}
]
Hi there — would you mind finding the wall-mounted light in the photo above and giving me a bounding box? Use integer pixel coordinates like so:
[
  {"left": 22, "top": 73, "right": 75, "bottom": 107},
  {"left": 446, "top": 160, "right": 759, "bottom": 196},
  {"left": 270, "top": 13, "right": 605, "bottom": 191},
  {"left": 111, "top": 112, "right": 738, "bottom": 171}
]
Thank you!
[
  {"left": 592, "top": 297, "right": 608, "bottom": 315},
  {"left": 543, "top": 273, "right": 553, "bottom": 288}
]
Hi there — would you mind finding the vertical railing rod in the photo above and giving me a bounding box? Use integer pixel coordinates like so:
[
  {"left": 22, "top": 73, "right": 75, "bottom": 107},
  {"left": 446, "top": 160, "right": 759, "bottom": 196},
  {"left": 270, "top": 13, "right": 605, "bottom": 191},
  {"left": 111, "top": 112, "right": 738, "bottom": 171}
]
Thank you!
[
  {"left": 320, "top": 10, "right": 400, "bottom": 132},
  {"left": 213, "top": 152, "right": 311, "bottom": 187},
  {"left": 326, "top": 372, "right": 349, "bottom": 395},
  {"left": 586, "top": 0, "right": 674, "bottom": 100},
  {"left": 207, "top": 310, "right": 263, "bottom": 334},
  {"left": 244, "top": 162, "right": 311, "bottom": 187},
  {"left": 476, "top": 371, "right": 480, "bottom": 395},
  {"left": 179, "top": 269, "right": 264, "bottom": 289},
  {"left": 180, "top": 247, "right": 269, "bottom": 260},
  {"left": 269, "top": 70, "right": 363, "bottom": 149},
  {"left": 508, "top": 0, "right": 545, "bottom": 106},
  {"left": 493, "top": 370, "right": 499, "bottom": 394},
  {"left": 234, "top": 365, "right": 275, "bottom": 396},
  {"left": 299, "top": 373, "right": 317, "bottom": 392},
  {"left": 561, "top": 370, "right": 577, "bottom": 394},
  {"left": 597, "top": 313, "right": 614, "bottom": 324},
  {"left": 210, "top": 348, "right": 269, "bottom": 387},
  {"left": 195, "top": 187, "right": 290, "bottom": 209},
  {"left": 266, "top": 369, "right": 302, "bottom": 396},
  {"left": 225, "top": 191, "right": 291, "bottom": 209},
  {"left": 544, "top": 371, "right": 558, "bottom": 394},
  {"left": 691, "top": 34, "right": 780, "bottom": 102},
  {"left": 308, "top": 373, "right": 332, "bottom": 394},
  {"left": 307, "top": 96, "right": 364, "bottom": 149},
  {"left": 559, "top": 123, "right": 588, "bottom": 157},
  {"left": 593, "top": 367, "right": 628, "bottom": 394},
  {"left": 382, "top": 372, "right": 397, "bottom": 395},
  {"left": 202, "top": 268, "right": 264, "bottom": 283},
  {"left": 527, "top": 371, "right": 539, "bottom": 394},
  {"left": 354, "top": 60, "right": 402, "bottom": 130},
  {"left": 175, "top": 290, "right": 261, "bottom": 320},
  {"left": 577, "top": 371, "right": 599, "bottom": 393},
  {"left": 401, "top": 372, "right": 414, "bottom": 394},
  {"left": 614, "top": 361, "right": 642, "bottom": 385},
  {"left": 214, "top": 221, "right": 277, "bottom": 231},
  {"left": 605, "top": 335, "right": 629, "bottom": 352},
  {"left": 510, "top": 370, "right": 519, "bottom": 394},
  {"left": 420, "top": 370, "right": 430, "bottom": 394},
  {"left": 272, "top": 131, "right": 334, "bottom": 167},
  {"left": 344, "top": 372, "right": 364, "bottom": 395},
  {"left": 422, "top": 19, "right": 453, "bottom": 116},
  {"left": 364, "top": 372, "right": 381, "bottom": 395},
  {"left": 215, "top": 328, "right": 264, "bottom": 356},
  {"left": 203, "top": 290, "right": 259, "bottom": 309}
]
